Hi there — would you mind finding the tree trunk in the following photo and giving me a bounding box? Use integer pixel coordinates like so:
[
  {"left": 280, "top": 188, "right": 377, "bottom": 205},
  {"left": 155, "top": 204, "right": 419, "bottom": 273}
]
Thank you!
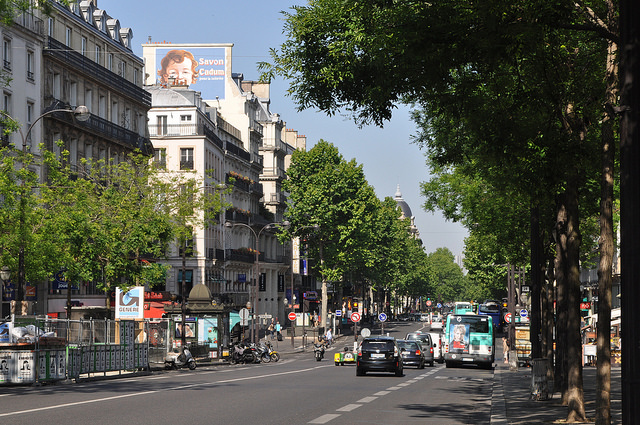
[
  {"left": 595, "top": 15, "right": 617, "bottom": 423},
  {"left": 543, "top": 255, "right": 555, "bottom": 383},
  {"left": 564, "top": 177, "right": 587, "bottom": 423},
  {"left": 554, "top": 204, "right": 568, "bottom": 397},
  {"left": 619, "top": 0, "right": 640, "bottom": 422},
  {"left": 530, "top": 206, "right": 542, "bottom": 359}
]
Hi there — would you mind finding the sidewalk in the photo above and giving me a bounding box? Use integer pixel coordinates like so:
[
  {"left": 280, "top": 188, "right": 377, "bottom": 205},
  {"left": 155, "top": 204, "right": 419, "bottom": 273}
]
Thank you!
[{"left": 491, "top": 361, "right": 622, "bottom": 424}]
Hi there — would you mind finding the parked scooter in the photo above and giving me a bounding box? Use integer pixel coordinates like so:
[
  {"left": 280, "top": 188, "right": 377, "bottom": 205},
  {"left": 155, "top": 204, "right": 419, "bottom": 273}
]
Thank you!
[
  {"left": 230, "top": 342, "right": 256, "bottom": 364},
  {"left": 265, "top": 340, "right": 280, "bottom": 362},
  {"left": 254, "top": 341, "right": 272, "bottom": 363},
  {"left": 165, "top": 347, "right": 196, "bottom": 370}
]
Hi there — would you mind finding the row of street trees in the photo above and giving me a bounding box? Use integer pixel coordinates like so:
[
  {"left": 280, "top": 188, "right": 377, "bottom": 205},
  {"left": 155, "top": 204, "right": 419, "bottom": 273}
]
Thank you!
[
  {"left": 277, "top": 140, "right": 474, "bottom": 328},
  {"left": 0, "top": 144, "right": 226, "bottom": 317},
  {"left": 260, "top": 1, "right": 623, "bottom": 423}
]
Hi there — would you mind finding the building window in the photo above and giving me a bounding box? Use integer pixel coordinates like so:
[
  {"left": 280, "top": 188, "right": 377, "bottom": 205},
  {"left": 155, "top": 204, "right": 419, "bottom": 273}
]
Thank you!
[
  {"left": 26, "top": 101, "right": 33, "bottom": 147},
  {"left": 65, "top": 27, "right": 72, "bottom": 48},
  {"left": 26, "top": 102, "right": 33, "bottom": 125},
  {"left": 3, "top": 92, "right": 11, "bottom": 113},
  {"left": 107, "top": 53, "right": 113, "bottom": 72},
  {"left": 47, "top": 17, "right": 54, "bottom": 37},
  {"left": 119, "top": 61, "right": 126, "bottom": 78},
  {"left": 70, "top": 82, "right": 77, "bottom": 107},
  {"left": 85, "top": 89, "right": 92, "bottom": 109},
  {"left": 3, "top": 39, "right": 11, "bottom": 71},
  {"left": 53, "top": 132, "right": 61, "bottom": 159},
  {"left": 133, "top": 68, "right": 138, "bottom": 85},
  {"left": 95, "top": 45, "right": 101, "bottom": 65},
  {"left": 157, "top": 115, "right": 167, "bottom": 135},
  {"left": 154, "top": 148, "right": 166, "bottom": 169},
  {"left": 180, "top": 148, "right": 194, "bottom": 170},
  {"left": 180, "top": 115, "right": 192, "bottom": 122},
  {"left": 81, "top": 37, "right": 87, "bottom": 56},
  {"left": 112, "top": 101, "right": 118, "bottom": 125},
  {"left": 70, "top": 139, "right": 78, "bottom": 171},
  {"left": 26, "top": 51, "right": 34, "bottom": 81},
  {"left": 53, "top": 73, "right": 61, "bottom": 99},
  {"left": 98, "top": 95, "right": 106, "bottom": 119}
]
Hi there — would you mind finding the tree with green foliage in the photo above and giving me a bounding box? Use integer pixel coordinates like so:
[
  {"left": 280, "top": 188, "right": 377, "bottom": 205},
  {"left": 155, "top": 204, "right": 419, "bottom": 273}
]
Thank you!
[
  {"left": 427, "top": 248, "right": 467, "bottom": 303},
  {"left": 279, "top": 140, "right": 380, "bottom": 329}
]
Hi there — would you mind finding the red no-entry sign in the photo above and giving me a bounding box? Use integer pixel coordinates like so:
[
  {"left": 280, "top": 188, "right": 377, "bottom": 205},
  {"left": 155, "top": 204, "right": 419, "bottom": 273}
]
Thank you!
[{"left": 288, "top": 312, "right": 297, "bottom": 321}]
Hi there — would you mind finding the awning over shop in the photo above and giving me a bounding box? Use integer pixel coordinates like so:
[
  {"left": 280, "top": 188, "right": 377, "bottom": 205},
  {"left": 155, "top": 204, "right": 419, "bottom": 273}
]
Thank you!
[{"left": 144, "top": 302, "right": 169, "bottom": 319}]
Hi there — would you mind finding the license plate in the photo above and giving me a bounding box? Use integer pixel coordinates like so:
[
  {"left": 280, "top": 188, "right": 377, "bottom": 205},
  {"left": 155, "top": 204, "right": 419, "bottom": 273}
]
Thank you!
[
  {"left": 371, "top": 353, "right": 385, "bottom": 359},
  {"left": 462, "top": 358, "right": 473, "bottom": 362}
]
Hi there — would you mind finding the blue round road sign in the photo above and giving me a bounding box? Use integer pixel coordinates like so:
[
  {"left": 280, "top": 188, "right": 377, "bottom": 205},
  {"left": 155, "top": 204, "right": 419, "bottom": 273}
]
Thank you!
[
  {"left": 437, "top": 303, "right": 442, "bottom": 309},
  {"left": 378, "top": 313, "right": 387, "bottom": 322}
]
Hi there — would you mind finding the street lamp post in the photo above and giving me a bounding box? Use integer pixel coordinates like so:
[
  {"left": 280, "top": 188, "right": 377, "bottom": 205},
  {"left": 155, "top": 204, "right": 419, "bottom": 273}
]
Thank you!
[
  {"left": 5, "top": 105, "right": 90, "bottom": 310},
  {"left": 225, "top": 220, "right": 289, "bottom": 343}
]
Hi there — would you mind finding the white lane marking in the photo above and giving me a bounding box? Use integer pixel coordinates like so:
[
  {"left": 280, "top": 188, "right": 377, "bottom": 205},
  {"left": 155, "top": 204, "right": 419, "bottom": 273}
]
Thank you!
[
  {"left": 308, "top": 414, "right": 341, "bottom": 424},
  {"left": 397, "top": 383, "right": 411, "bottom": 387},
  {"left": 374, "top": 390, "right": 390, "bottom": 396},
  {"left": 0, "top": 366, "right": 329, "bottom": 418},
  {"left": 357, "top": 396, "right": 377, "bottom": 403},
  {"left": 336, "top": 404, "right": 361, "bottom": 412},
  {"left": 386, "top": 386, "right": 402, "bottom": 390}
]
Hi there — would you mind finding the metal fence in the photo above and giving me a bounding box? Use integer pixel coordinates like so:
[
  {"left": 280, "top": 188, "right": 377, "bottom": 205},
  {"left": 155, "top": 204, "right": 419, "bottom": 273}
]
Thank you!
[{"left": 1, "top": 317, "right": 172, "bottom": 384}]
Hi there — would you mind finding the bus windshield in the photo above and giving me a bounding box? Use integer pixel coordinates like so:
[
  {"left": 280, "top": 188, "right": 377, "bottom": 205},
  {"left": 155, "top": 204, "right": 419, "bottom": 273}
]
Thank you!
[{"left": 450, "top": 315, "right": 490, "bottom": 333}]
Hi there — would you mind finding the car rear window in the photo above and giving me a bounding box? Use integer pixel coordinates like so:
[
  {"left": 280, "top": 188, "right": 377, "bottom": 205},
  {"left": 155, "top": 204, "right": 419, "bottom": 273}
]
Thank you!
[
  {"left": 397, "top": 341, "right": 419, "bottom": 350},
  {"left": 362, "top": 340, "right": 395, "bottom": 351}
]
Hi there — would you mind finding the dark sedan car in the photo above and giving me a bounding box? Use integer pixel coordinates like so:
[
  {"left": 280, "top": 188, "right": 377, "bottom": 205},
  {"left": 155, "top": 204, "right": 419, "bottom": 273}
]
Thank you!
[
  {"left": 396, "top": 339, "right": 425, "bottom": 369},
  {"left": 356, "top": 336, "right": 403, "bottom": 376},
  {"left": 405, "top": 332, "right": 435, "bottom": 366}
]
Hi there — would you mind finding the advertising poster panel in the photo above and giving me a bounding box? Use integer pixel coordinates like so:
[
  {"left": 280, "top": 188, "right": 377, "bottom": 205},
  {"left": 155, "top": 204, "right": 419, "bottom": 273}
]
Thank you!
[
  {"left": 116, "top": 287, "right": 144, "bottom": 320},
  {"left": 151, "top": 45, "right": 227, "bottom": 100},
  {"left": 448, "top": 322, "right": 470, "bottom": 354},
  {"left": 0, "top": 351, "right": 10, "bottom": 383}
]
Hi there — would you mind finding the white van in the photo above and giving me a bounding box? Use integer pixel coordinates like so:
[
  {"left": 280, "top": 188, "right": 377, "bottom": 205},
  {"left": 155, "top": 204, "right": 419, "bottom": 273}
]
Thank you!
[{"left": 428, "top": 331, "right": 444, "bottom": 363}]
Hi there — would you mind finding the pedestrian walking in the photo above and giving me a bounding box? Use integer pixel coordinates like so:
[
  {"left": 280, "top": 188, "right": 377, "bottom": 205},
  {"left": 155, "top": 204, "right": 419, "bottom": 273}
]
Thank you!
[
  {"left": 268, "top": 321, "right": 275, "bottom": 340},
  {"left": 503, "top": 336, "right": 509, "bottom": 364},
  {"left": 275, "top": 320, "right": 282, "bottom": 341}
]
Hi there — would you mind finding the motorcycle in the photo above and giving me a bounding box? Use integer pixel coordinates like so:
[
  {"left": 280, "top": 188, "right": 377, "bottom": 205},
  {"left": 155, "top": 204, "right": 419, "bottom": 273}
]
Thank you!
[
  {"left": 230, "top": 342, "right": 256, "bottom": 364},
  {"left": 265, "top": 340, "right": 280, "bottom": 362},
  {"left": 314, "top": 342, "right": 325, "bottom": 361},
  {"left": 165, "top": 347, "right": 196, "bottom": 370},
  {"left": 254, "top": 342, "right": 272, "bottom": 363}
]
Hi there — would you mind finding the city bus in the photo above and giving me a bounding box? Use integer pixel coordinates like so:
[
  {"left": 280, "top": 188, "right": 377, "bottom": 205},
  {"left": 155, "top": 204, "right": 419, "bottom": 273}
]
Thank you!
[
  {"left": 453, "top": 301, "right": 474, "bottom": 315},
  {"left": 443, "top": 313, "right": 494, "bottom": 369}
]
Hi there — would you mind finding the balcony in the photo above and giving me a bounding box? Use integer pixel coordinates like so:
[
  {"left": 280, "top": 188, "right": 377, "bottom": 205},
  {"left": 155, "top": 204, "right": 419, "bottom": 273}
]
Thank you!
[
  {"left": 225, "top": 142, "right": 251, "bottom": 162},
  {"left": 44, "top": 37, "right": 151, "bottom": 106},
  {"left": 47, "top": 104, "right": 153, "bottom": 154},
  {"left": 225, "top": 209, "right": 250, "bottom": 224}
]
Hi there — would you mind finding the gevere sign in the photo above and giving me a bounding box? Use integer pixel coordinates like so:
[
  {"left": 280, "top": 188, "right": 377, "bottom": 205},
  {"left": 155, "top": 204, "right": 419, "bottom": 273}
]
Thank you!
[{"left": 116, "top": 286, "right": 144, "bottom": 319}]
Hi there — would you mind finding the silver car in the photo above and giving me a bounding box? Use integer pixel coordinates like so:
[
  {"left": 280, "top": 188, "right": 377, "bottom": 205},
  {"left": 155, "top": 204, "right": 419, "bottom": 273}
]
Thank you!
[{"left": 405, "top": 332, "right": 434, "bottom": 366}]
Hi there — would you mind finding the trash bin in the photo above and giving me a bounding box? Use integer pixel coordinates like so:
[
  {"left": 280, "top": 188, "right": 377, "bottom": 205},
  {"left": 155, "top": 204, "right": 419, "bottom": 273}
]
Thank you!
[{"left": 530, "top": 358, "right": 550, "bottom": 401}]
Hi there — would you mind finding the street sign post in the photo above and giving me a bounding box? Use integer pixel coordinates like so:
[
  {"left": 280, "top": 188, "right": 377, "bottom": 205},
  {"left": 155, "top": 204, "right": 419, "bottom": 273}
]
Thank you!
[{"left": 378, "top": 312, "right": 387, "bottom": 335}]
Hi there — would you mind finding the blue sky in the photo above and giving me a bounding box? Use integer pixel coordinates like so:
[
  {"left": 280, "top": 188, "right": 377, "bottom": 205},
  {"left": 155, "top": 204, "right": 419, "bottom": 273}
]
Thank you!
[{"left": 104, "top": 0, "right": 468, "bottom": 256}]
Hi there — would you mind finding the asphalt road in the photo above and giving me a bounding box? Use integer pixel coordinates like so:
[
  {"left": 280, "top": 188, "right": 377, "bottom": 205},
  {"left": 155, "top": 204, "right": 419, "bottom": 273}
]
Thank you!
[{"left": 0, "top": 322, "right": 493, "bottom": 425}]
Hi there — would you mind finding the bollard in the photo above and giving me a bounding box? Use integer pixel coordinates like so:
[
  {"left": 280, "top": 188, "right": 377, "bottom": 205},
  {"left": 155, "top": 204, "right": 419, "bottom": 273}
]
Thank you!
[{"left": 530, "top": 358, "right": 550, "bottom": 400}]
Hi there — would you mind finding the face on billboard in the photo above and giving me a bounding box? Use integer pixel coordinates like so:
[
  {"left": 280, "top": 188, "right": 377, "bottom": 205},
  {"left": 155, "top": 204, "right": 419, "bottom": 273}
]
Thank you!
[{"left": 155, "top": 47, "right": 226, "bottom": 99}]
